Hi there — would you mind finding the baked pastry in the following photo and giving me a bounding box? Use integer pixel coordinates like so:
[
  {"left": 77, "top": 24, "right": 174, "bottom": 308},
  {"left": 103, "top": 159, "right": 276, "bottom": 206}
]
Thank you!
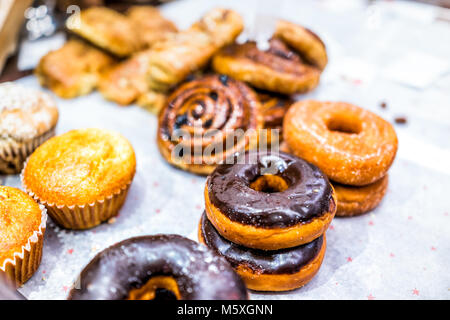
[
  {"left": 36, "top": 39, "right": 115, "bottom": 98},
  {"left": 136, "top": 90, "right": 167, "bottom": 115},
  {"left": 213, "top": 36, "right": 321, "bottom": 95},
  {"left": 0, "top": 272, "right": 25, "bottom": 299},
  {"left": 157, "top": 74, "right": 262, "bottom": 175},
  {"left": 205, "top": 151, "right": 336, "bottom": 250},
  {"left": 0, "top": 186, "right": 47, "bottom": 285},
  {"left": 283, "top": 101, "right": 398, "bottom": 186},
  {"left": 68, "top": 235, "right": 248, "bottom": 300},
  {"left": 0, "top": 83, "right": 59, "bottom": 174},
  {"left": 99, "top": 49, "right": 153, "bottom": 105},
  {"left": 147, "top": 8, "right": 244, "bottom": 91},
  {"left": 274, "top": 20, "right": 328, "bottom": 71},
  {"left": 199, "top": 213, "right": 326, "bottom": 291},
  {"left": 126, "top": 6, "right": 178, "bottom": 49},
  {"left": 66, "top": 7, "right": 141, "bottom": 57},
  {"left": 333, "top": 175, "right": 389, "bottom": 217},
  {"left": 22, "top": 128, "right": 136, "bottom": 229},
  {"left": 256, "top": 90, "right": 293, "bottom": 144}
]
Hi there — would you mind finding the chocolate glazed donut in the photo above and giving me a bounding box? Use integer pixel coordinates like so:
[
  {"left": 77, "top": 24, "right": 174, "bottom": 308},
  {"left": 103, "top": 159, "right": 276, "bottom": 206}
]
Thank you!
[
  {"left": 205, "top": 151, "right": 336, "bottom": 250},
  {"left": 68, "top": 235, "right": 248, "bottom": 300},
  {"left": 199, "top": 213, "right": 326, "bottom": 291},
  {"left": 212, "top": 37, "right": 321, "bottom": 95},
  {"left": 157, "top": 74, "right": 262, "bottom": 175}
]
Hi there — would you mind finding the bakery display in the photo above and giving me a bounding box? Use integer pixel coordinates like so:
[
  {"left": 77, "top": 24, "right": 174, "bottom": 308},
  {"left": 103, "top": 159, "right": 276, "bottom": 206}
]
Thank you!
[
  {"left": 0, "top": 186, "right": 47, "bottom": 285},
  {"left": 21, "top": 128, "right": 136, "bottom": 229},
  {"left": 0, "top": 82, "right": 59, "bottom": 174},
  {"left": 68, "top": 235, "right": 248, "bottom": 300},
  {"left": 212, "top": 20, "right": 327, "bottom": 95},
  {"left": 199, "top": 213, "right": 326, "bottom": 291},
  {"left": 204, "top": 151, "right": 336, "bottom": 250},
  {"left": 35, "top": 39, "right": 115, "bottom": 99},
  {"left": 157, "top": 74, "right": 262, "bottom": 175}
]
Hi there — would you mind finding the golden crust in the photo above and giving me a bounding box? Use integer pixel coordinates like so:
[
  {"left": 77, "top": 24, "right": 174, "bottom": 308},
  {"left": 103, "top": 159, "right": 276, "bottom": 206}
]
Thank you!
[
  {"left": 36, "top": 39, "right": 115, "bottom": 98},
  {"left": 212, "top": 39, "right": 321, "bottom": 95},
  {"left": 283, "top": 101, "right": 398, "bottom": 186},
  {"left": 66, "top": 7, "right": 141, "bottom": 57},
  {"left": 22, "top": 128, "right": 136, "bottom": 207},
  {"left": 0, "top": 186, "right": 42, "bottom": 266},
  {"left": 275, "top": 20, "right": 328, "bottom": 70},
  {"left": 333, "top": 175, "right": 389, "bottom": 217},
  {"left": 198, "top": 225, "right": 326, "bottom": 291},
  {"left": 126, "top": 6, "right": 178, "bottom": 49},
  {"left": 147, "top": 8, "right": 244, "bottom": 91},
  {"left": 204, "top": 184, "right": 336, "bottom": 250}
]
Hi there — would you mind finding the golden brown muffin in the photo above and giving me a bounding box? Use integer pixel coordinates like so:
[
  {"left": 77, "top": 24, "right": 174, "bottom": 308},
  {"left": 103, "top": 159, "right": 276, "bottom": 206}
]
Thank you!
[
  {"left": 0, "top": 186, "right": 47, "bottom": 285},
  {"left": 0, "top": 83, "right": 59, "bottom": 174},
  {"left": 66, "top": 7, "right": 141, "bottom": 57},
  {"left": 147, "top": 8, "right": 244, "bottom": 91},
  {"left": 274, "top": 20, "right": 328, "bottom": 71},
  {"left": 22, "top": 128, "right": 136, "bottom": 229},
  {"left": 36, "top": 39, "right": 115, "bottom": 98},
  {"left": 126, "top": 6, "right": 178, "bottom": 49}
]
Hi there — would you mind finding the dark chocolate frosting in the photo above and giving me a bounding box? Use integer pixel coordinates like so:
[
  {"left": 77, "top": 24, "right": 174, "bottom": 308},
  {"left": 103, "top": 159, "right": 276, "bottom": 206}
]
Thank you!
[
  {"left": 68, "top": 235, "right": 248, "bottom": 300},
  {"left": 201, "top": 213, "right": 324, "bottom": 275},
  {"left": 207, "top": 151, "right": 333, "bottom": 228}
]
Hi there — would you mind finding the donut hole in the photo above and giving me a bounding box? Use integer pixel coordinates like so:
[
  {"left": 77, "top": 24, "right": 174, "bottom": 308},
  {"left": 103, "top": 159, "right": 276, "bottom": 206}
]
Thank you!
[
  {"left": 127, "top": 276, "right": 180, "bottom": 300},
  {"left": 327, "top": 116, "right": 362, "bottom": 134},
  {"left": 250, "top": 174, "right": 289, "bottom": 193}
]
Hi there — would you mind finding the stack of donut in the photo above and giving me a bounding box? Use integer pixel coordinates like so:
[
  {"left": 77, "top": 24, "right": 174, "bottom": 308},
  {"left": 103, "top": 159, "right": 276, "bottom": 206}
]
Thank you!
[
  {"left": 283, "top": 101, "right": 398, "bottom": 216},
  {"left": 198, "top": 151, "right": 337, "bottom": 291}
]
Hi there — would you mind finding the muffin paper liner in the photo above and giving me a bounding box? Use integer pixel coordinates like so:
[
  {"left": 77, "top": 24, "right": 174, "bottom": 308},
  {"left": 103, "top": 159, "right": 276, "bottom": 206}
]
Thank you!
[
  {"left": 0, "top": 204, "right": 47, "bottom": 286},
  {"left": 21, "top": 162, "right": 132, "bottom": 229},
  {"left": 0, "top": 127, "right": 56, "bottom": 174}
]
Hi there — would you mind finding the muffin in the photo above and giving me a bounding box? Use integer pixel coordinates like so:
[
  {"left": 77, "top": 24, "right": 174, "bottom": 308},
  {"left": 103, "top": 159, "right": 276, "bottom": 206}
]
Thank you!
[
  {"left": 0, "top": 82, "right": 59, "bottom": 174},
  {"left": 0, "top": 186, "right": 47, "bottom": 285},
  {"left": 22, "top": 128, "right": 136, "bottom": 230}
]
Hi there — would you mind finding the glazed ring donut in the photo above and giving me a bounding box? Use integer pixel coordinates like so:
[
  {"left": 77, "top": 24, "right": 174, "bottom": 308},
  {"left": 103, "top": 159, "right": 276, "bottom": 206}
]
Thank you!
[
  {"left": 205, "top": 151, "right": 336, "bottom": 250},
  {"left": 283, "top": 101, "right": 398, "bottom": 186},
  {"left": 212, "top": 38, "right": 321, "bottom": 95},
  {"left": 68, "top": 235, "right": 248, "bottom": 300},
  {"left": 199, "top": 213, "right": 326, "bottom": 291},
  {"left": 157, "top": 74, "right": 262, "bottom": 175},
  {"left": 333, "top": 175, "right": 389, "bottom": 217}
]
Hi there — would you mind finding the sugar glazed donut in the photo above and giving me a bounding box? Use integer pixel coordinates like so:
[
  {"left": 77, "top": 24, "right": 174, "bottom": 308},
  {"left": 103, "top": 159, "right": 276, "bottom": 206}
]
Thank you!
[
  {"left": 212, "top": 20, "right": 327, "bottom": 95},
  {"left": 283, "top": 101, "right": 398, "bottom": 186},
  {"left": 333, "top": 175, "right": 389, "bottom": 217},
  {"left": 204, "top": 151, "right": 336, "bottom": 250},
  {"left": 157, "top": 74, "right": 262, "bottom": 175},
  {"left": 68, "top": 235, "right": 248, "bottom": 300},
  {"left": 199, "top": 213, "right": 326, "bottom": 291}
]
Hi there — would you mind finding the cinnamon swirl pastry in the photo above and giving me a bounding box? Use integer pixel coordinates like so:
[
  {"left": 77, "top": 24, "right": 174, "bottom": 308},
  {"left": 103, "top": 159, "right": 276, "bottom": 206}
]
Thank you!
[
  {"left": 212, "top": 20, "right": 327, "bottom": 95},
  {"left": 157, "top": 75, "right": 262, "bottom": 175}
]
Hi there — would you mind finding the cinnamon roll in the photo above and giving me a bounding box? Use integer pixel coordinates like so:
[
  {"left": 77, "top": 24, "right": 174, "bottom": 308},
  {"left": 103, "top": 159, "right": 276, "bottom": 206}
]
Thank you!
[
  {"left": 212, "top": 20, "right": 327, "bottom": 95},
  {"left": 157, "top": 75, "right": 262, "bottom": 175}
]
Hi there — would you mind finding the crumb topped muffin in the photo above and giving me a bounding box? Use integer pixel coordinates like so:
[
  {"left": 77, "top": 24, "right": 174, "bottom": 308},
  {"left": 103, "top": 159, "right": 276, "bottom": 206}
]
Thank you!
[
  {"left": 0, "top": 186, "right": 47, "bottom": 285},
  {"left": 0, "top": 82, "right": 59, "bottom": 174},
  {"left": 22, "top": 128, "right": 136, "bottom": 229}
]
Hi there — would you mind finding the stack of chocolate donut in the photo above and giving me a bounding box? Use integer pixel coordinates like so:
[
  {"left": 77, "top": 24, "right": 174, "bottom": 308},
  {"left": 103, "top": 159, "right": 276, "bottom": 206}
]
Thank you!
[
  {"left": 283, "top": 101, "right": 398, "bottom": 217},
  {"left": 198, "top": 151, "right": 337, "bottom": 291}
]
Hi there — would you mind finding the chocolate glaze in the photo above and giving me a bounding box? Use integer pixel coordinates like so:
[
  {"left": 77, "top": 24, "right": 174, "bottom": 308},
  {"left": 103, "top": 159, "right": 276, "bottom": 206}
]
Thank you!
[
  {"left": 68, "top": 235, "right": 248, "bottom": 300},
  {"left": 201, "top": 213, "right": 324, "bottom": 275},
  {"left": 208, "top": 151, "right": 333, "bottom": 228}
]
